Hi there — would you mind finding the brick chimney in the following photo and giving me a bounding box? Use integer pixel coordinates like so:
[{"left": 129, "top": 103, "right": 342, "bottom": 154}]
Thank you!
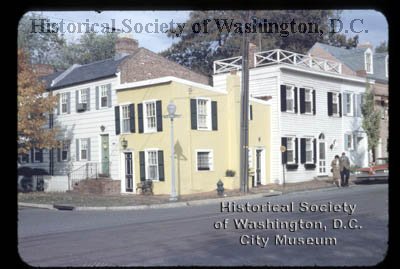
[
  {"left": 357, "top": 42, "right": 373, "bottom": 50},
  {"left": 33, "top": 64, "right": 55, "bottom": 77},
  {"left": 115, "top": 33, "right": 139, "bottom": 58},
  {"left": 248, "top": 43, "right": 258, "bottom": 68},
  {"left": 356, "top": 70, "right": 367, "bottom": 77}
]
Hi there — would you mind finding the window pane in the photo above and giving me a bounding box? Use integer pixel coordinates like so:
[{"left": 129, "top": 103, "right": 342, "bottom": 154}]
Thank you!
[
  {"left": 197, "top": 99, "right": 208, "bottom": 129},
  {"left": 287, "top": 151, "right": 293, "bottom": 163},
  {"left": 197, "top": 152, "right": 210, "bottom": 170},
  {"left": 286, "top": 100, "right": 293, "bottom": 111},
  {"left": 305, "top": 102, "right": 311, "bottom": 113}
]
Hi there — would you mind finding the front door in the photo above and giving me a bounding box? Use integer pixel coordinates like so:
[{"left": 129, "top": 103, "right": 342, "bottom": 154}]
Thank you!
[
  {"left": 125, "top": 152, "right": 133, "bottom": 192},
  {"left": 319, "top": 141, "right": 327, "bottom": 175},
  {"left": 101, "top": 135, "right": 109, "bottom": 176},
  {"left": 256, "top": 149, "right": 262, "bottom": 186}
]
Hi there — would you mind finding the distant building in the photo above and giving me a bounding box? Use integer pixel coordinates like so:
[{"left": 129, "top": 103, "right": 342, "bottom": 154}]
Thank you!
[{"left": 309, "top": 42, "right": 388, "bottom": 160}]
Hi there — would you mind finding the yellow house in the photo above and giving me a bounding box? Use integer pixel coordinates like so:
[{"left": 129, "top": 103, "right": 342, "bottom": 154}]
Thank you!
[{"left": 115, "top": 73, "right": 272, "bottom": 195}]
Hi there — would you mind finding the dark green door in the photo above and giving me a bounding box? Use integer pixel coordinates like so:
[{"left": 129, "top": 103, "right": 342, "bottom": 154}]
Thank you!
[{"left": 101, "top": 135, "right": 109, "bottom": 176}]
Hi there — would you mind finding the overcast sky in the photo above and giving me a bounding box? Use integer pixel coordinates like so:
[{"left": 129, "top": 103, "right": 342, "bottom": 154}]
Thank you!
[{"left": 26, "top": 10, "right": 388, "bottom": 53}]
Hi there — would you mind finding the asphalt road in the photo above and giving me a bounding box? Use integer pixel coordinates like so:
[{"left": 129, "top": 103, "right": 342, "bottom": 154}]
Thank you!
[{"left": 18, "top": 184, "right": 388, "bottom": 266}]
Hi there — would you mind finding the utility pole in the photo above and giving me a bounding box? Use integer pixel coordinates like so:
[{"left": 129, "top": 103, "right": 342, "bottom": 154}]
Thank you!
[{"left": 240, "top": 10, "right": 250, "bottom": 193}]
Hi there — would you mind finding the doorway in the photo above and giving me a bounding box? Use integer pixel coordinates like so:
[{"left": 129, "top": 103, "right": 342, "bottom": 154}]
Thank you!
[
  {"left": 255, "top": 148, "right": 265, "bottom": 186},
  {"left": 318, "top": 133, "right": 327, "bottom": 175},
  {"left": 124, "top": 152, "right": 133, "bottom": 192},
  {"left": 101, "top": 134, "right": 109, "bottom": 176}
]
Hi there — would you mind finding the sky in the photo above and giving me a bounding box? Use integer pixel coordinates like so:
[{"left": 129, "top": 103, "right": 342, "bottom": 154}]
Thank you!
[{"left": 25, "top": 10, "right": 388, "bottom": 53}]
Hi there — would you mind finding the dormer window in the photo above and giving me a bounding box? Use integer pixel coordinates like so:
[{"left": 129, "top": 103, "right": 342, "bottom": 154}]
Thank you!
[
  {"left": 364, "top": 48, "right": 373, "bottom": 74},
  {"left": 385, "top": 55, "right": 388, "bottom": 78}
]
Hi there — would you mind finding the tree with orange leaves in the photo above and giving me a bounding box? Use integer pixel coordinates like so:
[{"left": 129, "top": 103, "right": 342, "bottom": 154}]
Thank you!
[{"left": 18, "top": 49, "right": 59, "bottom": 155}]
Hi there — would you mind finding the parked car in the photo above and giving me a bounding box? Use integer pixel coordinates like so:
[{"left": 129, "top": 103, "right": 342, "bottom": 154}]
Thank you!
[{"left": 354, "top": 158, "right": 389, "bottom": 183}]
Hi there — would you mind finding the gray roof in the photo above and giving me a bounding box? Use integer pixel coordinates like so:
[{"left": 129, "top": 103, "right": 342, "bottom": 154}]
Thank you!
[
  {"left": 314, "top": 42, "right": 388, "bottom": 83},
  {"left": 41, "top": 55, "right": 130, "bottom": 90}
]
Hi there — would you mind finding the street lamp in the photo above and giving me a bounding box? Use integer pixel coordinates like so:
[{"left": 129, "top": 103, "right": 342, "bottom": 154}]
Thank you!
[{"left": 164, "top": 101, "right": 181, "bottom": 201}]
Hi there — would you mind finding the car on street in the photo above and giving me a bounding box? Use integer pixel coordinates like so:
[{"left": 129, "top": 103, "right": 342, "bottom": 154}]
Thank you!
[{"left": 354, "top": 158, "right": 388, "bottom": 183}]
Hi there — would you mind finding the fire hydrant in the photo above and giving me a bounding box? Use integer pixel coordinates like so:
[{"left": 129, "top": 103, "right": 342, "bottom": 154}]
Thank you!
[{"left": 217, "top": 179, "right": 224, "bottom": 196}]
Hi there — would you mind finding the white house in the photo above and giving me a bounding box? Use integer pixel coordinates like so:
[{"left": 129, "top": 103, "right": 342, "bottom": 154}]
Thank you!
[{"left": 213, "top": 47, "right": 369, "bottom": 184}]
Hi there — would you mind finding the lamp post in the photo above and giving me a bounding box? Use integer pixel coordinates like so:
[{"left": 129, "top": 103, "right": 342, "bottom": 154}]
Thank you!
[{"left": 164, "top": 101, "right": 180, "bottom": 201}]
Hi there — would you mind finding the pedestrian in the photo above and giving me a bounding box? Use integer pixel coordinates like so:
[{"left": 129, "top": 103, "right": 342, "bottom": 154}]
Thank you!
[
  {"left": 331, "top": 155, "right": 341, "bottom": 187},
  {"left": 340, "top": 152, "right": 350, "bottom": 187}
]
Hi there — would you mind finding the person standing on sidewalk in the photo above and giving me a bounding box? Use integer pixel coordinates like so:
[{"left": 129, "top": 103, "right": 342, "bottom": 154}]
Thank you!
[
  {"left": 331, "top": 155, "right": 341, "bottom": 187},
  {"left": 340, "top": 152, "right": 350, "bottom": 187}
]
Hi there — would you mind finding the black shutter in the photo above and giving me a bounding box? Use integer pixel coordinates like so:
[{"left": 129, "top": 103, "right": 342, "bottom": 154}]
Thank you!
[
  {"left": 158, "top": 150, "right": 165, "bottom": 181},
  {"left": 156, "top": 100, "right": 163, "bottom": 132},
  {"left": 327, "top": 92, "right": 333, "bottom": 116},
  {"left": 139, "top": 151, "right": 145, "bottom": 181},
  {"left": 281, "top": 137, "right": 287, "bottom": 164},
  {"left": 95, "top": 86, "right": 99, "bottom": 110},
  {"left": 76, "top": 139, "right": 80, "bottom": 161},
  {"left": 75, "top": 90, "right": 79, "bottom": 112},
  {"left": 294, "top": 87, "right": 298, "bottom": 113},
  {"left": 312, "top": 90, "right": 316, "bottom": 115},
  {"left": 190, "top": 99, "right": 197, "bottom": 129},
  {"left": 211, "top": 101, "right": 218, "bottom": 130},
  {"left": 86, "top": 88, "right": 90, "bottom": 111},
  {"left": 313, "top": 138, "right": 317, "bottom": 164},
  {"left": 115, "top": 106, "right": 120, "bottom": 135},
  {"left": 56, "top": 94, "right": 60, "bottom": 115},
  {"left": 129, "top": 104, "right": 135, "bottom": 133},
  {"left": 299, "top": 88, "right": 305, "bottom": 114},
  {"left": 138, "top": 103, "right": 143, "bottom": 133},
  {"left": 39, "top": 149, "right": 43, "bottom": 163},
  {"left": 280, "top": 85, "right": 287, "bottom": 112},
  {"left": 66, "top": 92, "right": 71, "bottom": 114},
  {"left": 300, "top": 138, "right": 306, "bottom": 164},
  {"left": 295, "top": 138, "right": 299, "bottom": 164},
  {"left": 57, "top": 148, "right": 61, "bottom": 162},
  {"left": 107, "top": 84, "right": 112, "bottom": 107},
  {"left": 30, "top": 149, "right": 34, "bottom": 163},
  {"left": 49, "top": 114, "right": 53, "bottom": 129},
  {"left": 250, "top": 105, "right": 253, "bottom": 120},
  {"left": 338, "top": 93, "right": 342, "bottom": 117},
  {"left": 87, "top": 138, "right": 91, "bottom": 161}
]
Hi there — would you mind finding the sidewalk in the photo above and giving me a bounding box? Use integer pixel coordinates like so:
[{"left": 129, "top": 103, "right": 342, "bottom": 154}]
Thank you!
[{"left": 18, "top": 177, "right": 353, "bottom": 211}]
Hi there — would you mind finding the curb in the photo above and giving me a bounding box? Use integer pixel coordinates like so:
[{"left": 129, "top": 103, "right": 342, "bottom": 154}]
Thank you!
[
  {"left": 19, "top": 202, "right": 56, "bottom": 210},
  {"left": 18, "top": 191, "right": 283, "bottom": 211}
]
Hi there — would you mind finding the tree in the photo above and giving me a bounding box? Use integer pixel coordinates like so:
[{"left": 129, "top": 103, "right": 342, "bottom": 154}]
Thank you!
[
  {"left": 361, "top": 82, "right": 381, "bottom": 162},
  {"left": 326, "top": 34, "right": 359, "bottom": 48},
  {"left": 161, "top": 10, "right": 343, "bottom": 77},
  {"left": 18, "top": 49, "right": 59, "bottom": 155},
  {"left": 18, "top": 13, "right": 66, "bottom": 65},
  {"left": 55, "top": 32, "right": 118, "bottom": 69},
  {"left": 375, "top": 41, "right": 388, "bottom": 53}
]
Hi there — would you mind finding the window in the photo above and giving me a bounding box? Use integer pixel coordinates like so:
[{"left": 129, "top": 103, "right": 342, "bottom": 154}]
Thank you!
[
  {"left": 332, "top": 93, "right": 339, "bottom": 115},
  {"left": 121, "top": 105, "right": 131, "bottom": 133},
  {"left": 33, "top": 148, "right": 42, "bottom": 163},
  {"left": 305, "top": 138, "right": 313, "bottom": 163},
  {"left": 286, "top": 87, "right": 295, "bottom": 112},
  {"left": 344, "top": 93, "right": 353, "bottom": 116},
  {"left": 197, "top": 99, "right": 209, "bottom": 129},
  {"left": 345, "top": 134, "right": 353, "bottom": 151},
  {"left": 144, "top": 101, "right": 157, "bottom": 132},
  {"left": 248, "top": 148, "right": 253, "bottom": 168},
  {"left": 305, "top": 89, "right": 312, "bottom": 114},
  {"left": 80, "top": 139, "right": 88, "bottom": 160},
  {"left": 146, "top": 150, "right": 158, "bottom": 180},
  {"left": 286, "top": 137, "right": 295, "bottom": 164},
  {"left": 196, "top": 150, "right": 213, "bottom": 171},
  {"left": 100, "top": 85, "right": 108, "bottom": 108},
  {"left": 61, "top": 141, "right": 69, "bottom": 161},
  {"left": 61, "top": 93, "right": 68, "bottom": 114},
  {"left": 18, "top": 154, "right": 29, "bottom": 164},
  {"left": 365, "top": 49, "right": 373, "bottom": 74},
  {"left": 79, "top": 89, "right": 88, "bottom": 105}
]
